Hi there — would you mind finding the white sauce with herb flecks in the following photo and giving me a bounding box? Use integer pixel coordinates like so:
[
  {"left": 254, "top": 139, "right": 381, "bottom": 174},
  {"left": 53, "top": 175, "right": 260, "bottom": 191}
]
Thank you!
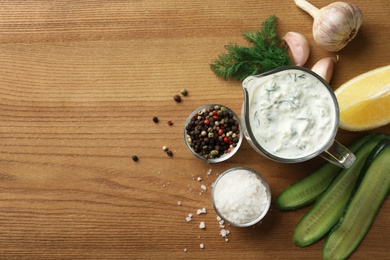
[{"left": 248, "top": 69, "right": 337, "bottom": 159}]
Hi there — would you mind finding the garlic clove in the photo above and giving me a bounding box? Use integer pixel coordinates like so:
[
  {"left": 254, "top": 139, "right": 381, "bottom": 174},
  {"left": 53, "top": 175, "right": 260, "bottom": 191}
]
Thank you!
[
  {"left": 295, "top": 0, "right": 363, "bottom": 52},
  {"left": 283, "top": 32, "right": 310, "bottom": 66},
  {"left": 311, "top": 55, "right": 339, "bottom": 83}
]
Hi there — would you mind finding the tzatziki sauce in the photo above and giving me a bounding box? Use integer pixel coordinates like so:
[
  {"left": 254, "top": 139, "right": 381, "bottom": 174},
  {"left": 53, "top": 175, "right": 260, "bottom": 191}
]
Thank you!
[{"left": 247, "top": 69, "right": 337, "bottom": 159}]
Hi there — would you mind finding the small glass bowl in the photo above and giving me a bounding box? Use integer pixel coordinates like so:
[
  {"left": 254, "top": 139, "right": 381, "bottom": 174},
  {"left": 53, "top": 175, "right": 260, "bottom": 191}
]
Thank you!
[
  {"left": 212, "top": 167, "right": 271, "bottom": 227},
  {"left": 184, "top": 104, "right": 243, "bottom": 163}
]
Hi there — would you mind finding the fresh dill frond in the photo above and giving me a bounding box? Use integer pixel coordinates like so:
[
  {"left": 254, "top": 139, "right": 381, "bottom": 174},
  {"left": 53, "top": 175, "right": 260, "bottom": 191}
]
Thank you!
[{"left": 210, "top": 15, "right": 292, "bottom": 81}]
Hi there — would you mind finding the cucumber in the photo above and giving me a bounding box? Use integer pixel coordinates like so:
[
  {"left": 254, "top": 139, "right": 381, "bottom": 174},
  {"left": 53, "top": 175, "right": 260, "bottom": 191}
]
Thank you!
[
  {"left": 275, "top": 133, "right": 378, "bottom": 211},
  {"left": 292, "top": 134, "right": 386, "bottom": 247},
  {"left": 323, "top": 139, "right": 390, "bottom": 260}
]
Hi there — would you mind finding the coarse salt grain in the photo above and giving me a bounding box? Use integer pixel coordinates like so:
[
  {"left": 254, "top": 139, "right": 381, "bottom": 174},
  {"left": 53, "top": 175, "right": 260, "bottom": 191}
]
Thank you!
[
  {"left": 185, "top": 213, "right": 193, "bottom": 222},
  {"left": 200, "top": 244, "right": 204, "bottom": 249},
  {"left": 200, "top": 184, "right": 207, "bottom": 191},
  {"left": 197, "top": 208, "right": 207, "bottom": 215},
  {"left": 213, "top": 169, "right": 269, "bottom": 225},
  {"left": 199, "top": 222, "right": 206, "bottom": 229}
]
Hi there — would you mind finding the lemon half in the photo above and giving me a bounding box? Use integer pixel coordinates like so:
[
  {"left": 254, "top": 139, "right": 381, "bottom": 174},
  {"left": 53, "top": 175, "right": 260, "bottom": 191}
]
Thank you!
[{"left": 335, "top": 65, "right": 390, "bottom": 131}]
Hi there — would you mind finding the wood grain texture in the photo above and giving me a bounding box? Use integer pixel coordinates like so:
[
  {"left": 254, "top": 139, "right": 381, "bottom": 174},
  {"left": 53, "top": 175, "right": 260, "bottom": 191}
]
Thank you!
[{"left": 0, "top": 0, "right": 389, "bottom": 259}]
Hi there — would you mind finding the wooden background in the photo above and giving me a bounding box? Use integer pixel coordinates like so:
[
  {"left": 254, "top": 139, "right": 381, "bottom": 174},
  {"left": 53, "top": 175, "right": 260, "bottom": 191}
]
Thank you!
[{"left": 0, "top": 0, "right": 389, "bottom": 259}]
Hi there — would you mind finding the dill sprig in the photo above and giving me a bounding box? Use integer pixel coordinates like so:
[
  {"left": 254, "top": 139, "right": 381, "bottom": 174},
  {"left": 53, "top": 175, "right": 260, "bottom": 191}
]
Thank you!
[{"left": 210, "top": 16, "right": 292, "bottom": 81}]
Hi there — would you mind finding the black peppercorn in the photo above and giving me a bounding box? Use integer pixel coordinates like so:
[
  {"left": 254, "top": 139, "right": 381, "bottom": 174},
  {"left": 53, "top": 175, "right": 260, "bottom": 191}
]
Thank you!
[
  {"left": 173, "top": 95, "right": 182, "bottom": 102},
  {"left": 152, "top": 116, "right": 159, "bottom": 123},
  {"left": 132, "top": 155, "right": 139, "bottom": 162},
  {"left": 167, "top": 150, "right": 173, "bottom": 157}
]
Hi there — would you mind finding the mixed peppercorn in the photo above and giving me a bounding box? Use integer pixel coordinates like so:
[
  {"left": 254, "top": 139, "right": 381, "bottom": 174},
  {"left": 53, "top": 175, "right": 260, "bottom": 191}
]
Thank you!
[{"left": 185, "top": 105, "right": 240, "bottom": 160}]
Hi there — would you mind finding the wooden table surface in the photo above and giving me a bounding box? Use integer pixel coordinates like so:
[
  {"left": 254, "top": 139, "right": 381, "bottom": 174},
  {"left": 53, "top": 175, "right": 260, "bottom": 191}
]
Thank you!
[{"left": 1, "top": 0, "right": 389, "bottom": 259}]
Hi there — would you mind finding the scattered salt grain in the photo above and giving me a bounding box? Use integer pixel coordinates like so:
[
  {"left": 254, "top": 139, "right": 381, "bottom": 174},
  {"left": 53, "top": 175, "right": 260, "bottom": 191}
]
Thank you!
[
  {"left": 185, "top": 213, "right": 193, "bottom": 222},
  {"left": 200, "top": 184, "right": 207, "bottom": 191},
  {"left": 199, "top": 222, "right": 206, "bottom": 229},
  {"left": 184, "top": 248, "right": 187, "bottom": 252},
  {"left": 177, "top": 201, "right": 182, "bottom": 206},
  {"left": 220, "top": 228, "right": 231, "bottom": 242},
  {"left": 197, "top": 177, "right": 202, "bottom": 182},
  {"left": 200, "top": 244, "right": 204, "bottom": 249},
  {"left": 207, "top": 169, "right": 212, "bottom": 175},
  {"left": 197, "top": 207, "right": 207, "bottom": 215}
]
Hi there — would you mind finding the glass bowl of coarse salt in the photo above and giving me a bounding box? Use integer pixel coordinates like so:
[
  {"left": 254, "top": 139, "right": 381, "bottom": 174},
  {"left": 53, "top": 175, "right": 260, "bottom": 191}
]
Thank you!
[
  {"left": 184, "top": 104, "right": 243, "bottom": 163},
  {"left": 212, "top": 167, "right": 271, "bottom": 227}
]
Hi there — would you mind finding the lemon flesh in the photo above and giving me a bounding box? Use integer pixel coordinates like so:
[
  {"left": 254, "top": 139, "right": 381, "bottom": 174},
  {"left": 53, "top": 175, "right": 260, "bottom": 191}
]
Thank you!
[{"left": 335, "top": 65, "right": 390, "bottom": 131}]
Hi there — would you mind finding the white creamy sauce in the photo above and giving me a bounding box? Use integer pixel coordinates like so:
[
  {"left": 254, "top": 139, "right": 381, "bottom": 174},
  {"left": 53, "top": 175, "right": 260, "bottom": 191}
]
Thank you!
[{"left": 248, "top": 69, "right": 337, "bottom": 159}]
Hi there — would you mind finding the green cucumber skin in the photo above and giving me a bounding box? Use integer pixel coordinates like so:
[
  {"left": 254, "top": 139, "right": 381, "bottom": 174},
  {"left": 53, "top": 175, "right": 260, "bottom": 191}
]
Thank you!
[
  {"left": 323, "top": 139, "right": 390, "bottom": 260},
  {"left": 275, "top": 133, "right": 379, "bottom": 211},
  {"left": 292, "top": 135, "right": 386, "bottom": 247},
  {"left": 274, "top": 162, "right": 340, "bottom": 210}
]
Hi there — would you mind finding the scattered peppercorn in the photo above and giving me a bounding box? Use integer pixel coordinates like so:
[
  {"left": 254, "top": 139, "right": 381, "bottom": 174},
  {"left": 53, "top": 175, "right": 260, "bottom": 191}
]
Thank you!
[
  {"left": 167, "top": 150, "right": 173, "bottom": 157},
  {"left": 181, "top": 88, "right": 188, "bottom": 96},
  {"left": 185, "top": 105, "right": 240, "bottom": 160},
  {"left": 152, "top": 116, "right": 159, "bottom": 123},
  {"left": 174, "top": 94, "right": 182, "bottom": 102},
  {"left": 167, "top": 120, "right": 174, "bottom": 125},
  {"left": 132, "top": 155, "right": 139, "bottom": 161}
]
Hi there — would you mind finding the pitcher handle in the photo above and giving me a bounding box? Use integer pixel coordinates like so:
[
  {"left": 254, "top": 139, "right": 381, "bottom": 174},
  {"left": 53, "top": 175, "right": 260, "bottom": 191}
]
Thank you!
[{"left": 320, "top": 140, "right": 356, "bottom": 168}]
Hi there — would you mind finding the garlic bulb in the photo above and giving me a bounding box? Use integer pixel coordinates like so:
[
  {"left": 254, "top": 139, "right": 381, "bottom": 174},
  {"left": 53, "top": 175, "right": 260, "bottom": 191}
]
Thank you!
[
  {"left": 311, "top": 55, "right": 339, "bottom": 83},
  {"left": 295, "top": 0, "right": 363, "bottom": 52},
  {"left": 283, "top": 32, "right": 310, "bottom": 66}
]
